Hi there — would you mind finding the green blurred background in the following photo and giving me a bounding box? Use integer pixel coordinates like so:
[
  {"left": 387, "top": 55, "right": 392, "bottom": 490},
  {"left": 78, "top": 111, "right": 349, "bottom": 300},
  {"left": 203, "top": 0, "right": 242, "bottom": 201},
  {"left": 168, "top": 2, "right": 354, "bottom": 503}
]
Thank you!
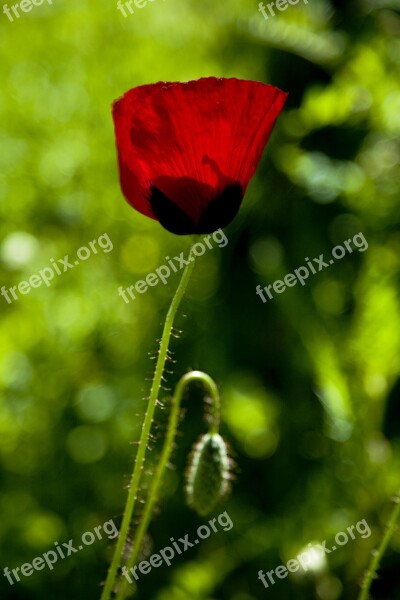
[{"left": 1, "top": 0, "right": 400, "bottom": 598}]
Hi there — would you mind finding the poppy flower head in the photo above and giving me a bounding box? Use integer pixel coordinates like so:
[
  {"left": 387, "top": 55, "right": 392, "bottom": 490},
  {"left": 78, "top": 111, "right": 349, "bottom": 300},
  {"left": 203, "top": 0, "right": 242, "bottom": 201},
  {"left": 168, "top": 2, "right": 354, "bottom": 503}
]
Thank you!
[{"left": 112, "top": 77, "right": 287, "bottom": 235}]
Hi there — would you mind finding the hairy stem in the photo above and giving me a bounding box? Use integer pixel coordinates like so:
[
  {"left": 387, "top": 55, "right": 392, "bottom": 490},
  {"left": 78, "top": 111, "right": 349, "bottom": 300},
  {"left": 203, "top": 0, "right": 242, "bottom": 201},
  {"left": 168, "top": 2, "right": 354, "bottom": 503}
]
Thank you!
[
  {"left": 100, "top": 247, "right": 196, "bottom": 600},
  {"left": 359, "top": 494, "right": 400, "bottom": 600},
  {"left": 115, "top": 371, "right": 221, "bottom": 600}
]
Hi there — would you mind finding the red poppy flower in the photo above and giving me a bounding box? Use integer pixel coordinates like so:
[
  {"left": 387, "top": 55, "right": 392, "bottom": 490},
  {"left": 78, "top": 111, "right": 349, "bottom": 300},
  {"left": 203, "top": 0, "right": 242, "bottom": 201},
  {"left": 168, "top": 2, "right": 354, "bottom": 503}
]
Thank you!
[{"left": 112, "top": 77, "right": 287, "bottom": 235}]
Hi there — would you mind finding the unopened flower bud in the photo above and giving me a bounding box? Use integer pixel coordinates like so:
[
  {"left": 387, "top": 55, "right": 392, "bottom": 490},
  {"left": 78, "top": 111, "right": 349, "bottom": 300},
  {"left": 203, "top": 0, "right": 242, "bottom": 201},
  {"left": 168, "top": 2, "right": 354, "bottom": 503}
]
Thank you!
[{"left": 185, "top": 433, "right": 231, "bottom": 516}]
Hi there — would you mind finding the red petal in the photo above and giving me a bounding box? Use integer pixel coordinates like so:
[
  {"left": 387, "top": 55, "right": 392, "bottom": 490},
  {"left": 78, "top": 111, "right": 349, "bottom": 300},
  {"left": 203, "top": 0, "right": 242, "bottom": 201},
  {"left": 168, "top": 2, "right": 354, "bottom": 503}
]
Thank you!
[{"left": 112, "top": 77, "right": 287, "bottom": 232}]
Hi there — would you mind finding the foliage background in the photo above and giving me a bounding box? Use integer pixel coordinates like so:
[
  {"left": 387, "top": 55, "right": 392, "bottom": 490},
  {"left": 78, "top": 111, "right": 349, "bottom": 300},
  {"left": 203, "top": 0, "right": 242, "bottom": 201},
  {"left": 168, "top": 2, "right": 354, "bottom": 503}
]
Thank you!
[{"left": 1, "top": 0, "right": 400, "bottom": 598}]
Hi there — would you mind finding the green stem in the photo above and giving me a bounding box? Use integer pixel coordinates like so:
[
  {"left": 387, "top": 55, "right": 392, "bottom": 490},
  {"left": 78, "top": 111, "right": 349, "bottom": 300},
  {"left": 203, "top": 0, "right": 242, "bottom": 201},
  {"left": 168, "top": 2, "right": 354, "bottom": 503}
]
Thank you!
[
  {"left": 115, "top": 371, "right": 221, "bottom": 600},
  {"left": 100, "top": 246, "right": 196, "bottom": 600},
  {"left": 359, "top": 494, "right": 400, "bottom": 600}
]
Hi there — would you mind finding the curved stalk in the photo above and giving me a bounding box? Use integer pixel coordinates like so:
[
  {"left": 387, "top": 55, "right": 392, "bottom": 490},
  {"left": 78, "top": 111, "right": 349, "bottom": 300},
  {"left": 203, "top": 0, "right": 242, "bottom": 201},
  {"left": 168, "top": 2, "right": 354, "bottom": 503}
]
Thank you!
[{"left": 115, "top": 371, "right": 221, "bottom": 600}]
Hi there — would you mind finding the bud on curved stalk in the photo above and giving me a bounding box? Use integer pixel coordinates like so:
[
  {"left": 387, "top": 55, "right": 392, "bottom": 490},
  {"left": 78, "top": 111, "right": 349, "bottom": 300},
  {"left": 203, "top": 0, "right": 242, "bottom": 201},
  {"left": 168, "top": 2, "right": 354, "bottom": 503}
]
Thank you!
[{"left": 186, "top": 432, "right": 232, "bottom": 516}]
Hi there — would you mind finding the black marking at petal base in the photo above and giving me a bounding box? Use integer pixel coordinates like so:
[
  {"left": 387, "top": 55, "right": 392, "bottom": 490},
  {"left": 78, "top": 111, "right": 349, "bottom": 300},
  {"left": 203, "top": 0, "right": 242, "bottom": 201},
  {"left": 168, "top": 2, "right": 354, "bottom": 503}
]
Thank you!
[
  {"left": 197, "top": 184, "right": 243, "bottom": 234},
  {"left": 149, "top": 183, "right": 244, "bottom": 236},
  {"left": 149, "top": 186, "right": 197, "bottom": 235}
]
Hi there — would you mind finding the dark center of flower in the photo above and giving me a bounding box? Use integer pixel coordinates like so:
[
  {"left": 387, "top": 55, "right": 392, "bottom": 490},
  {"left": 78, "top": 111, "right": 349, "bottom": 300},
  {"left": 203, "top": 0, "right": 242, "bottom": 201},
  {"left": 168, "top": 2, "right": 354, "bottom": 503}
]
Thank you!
[{"left": 149, "top": 183, "right": 243, "bottom": 235}]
